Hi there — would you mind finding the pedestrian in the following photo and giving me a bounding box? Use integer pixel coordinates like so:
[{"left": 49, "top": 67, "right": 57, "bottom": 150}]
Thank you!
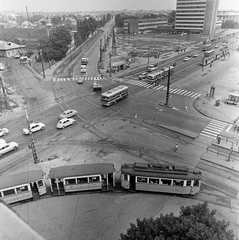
[{"left": 217, "top": 134, "right": 221, "bottom": 144}]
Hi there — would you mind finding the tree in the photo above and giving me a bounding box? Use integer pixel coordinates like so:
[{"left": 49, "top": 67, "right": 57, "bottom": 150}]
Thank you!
[
  {"left": 120, "top": 202, "right": 237, "bottom": 240},
  {"left": 168, "top": 10, "right": 176, "bottom": 25},
  {"left": 221, "top": 20, "right": 239, "bottom": 29}
]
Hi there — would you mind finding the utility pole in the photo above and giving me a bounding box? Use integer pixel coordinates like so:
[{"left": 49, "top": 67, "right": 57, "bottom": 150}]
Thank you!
[
  {"left": 25, "top": 107, "right": 39, "bottom": 164},
  {"left": 109, "top": 52, "right": 112, "bottom": 77},
  {"left": 39, "top": 48, "right": 45, "bottom": 79},
  {"left": 147, "top": 45, "right": 149, "bottom": 64},
  {"left": 165, "top": 67, "right": 171, "bottom": 106},
  {"left": 0, "top": 76, "right": 7, "bottom": 107}
]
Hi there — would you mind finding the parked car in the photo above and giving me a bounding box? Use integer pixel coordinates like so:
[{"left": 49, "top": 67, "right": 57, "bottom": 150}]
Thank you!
[
  {"left": 183, "top": 57, "right": 191, "bottom": 62},
  {"left": 15, "top": 54, "right": 21, "bottom": 59},
  {"left": 56, "top": 118, "right": 75, "bottom": 129},
  {"left": 59, "top": 109, "right": 78, "bottom": 119},
  {"left": 77, "top": 78, "right": 84, "bottom": 84},
  {"left": 0, "top": 128, "right": 9, "bottom": 137},
  {"left": 138, "top": 72, "right": 148, "bottom": 80},
  {"left": 22, "top": 122, "right": 45, "bottom": 135},
  {"left": 214, "top": 45, "right": 219, "bottom": 48},
  {"left": 0, "top": 141, "right": 18, "bottom": 157}
]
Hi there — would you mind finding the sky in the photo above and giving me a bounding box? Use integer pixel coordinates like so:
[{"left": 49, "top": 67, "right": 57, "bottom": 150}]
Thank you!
[{"left": 0, "top": 0, "right": 239, "bottom": 13}]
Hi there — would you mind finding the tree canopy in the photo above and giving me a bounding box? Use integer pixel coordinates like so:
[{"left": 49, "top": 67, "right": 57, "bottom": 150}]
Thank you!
[
  {"left": 221, "top": 20, "right": 239, "bottom": 29},
  {"left": 168, "top": 11, "right": 176, "bottom": 25},
  {"left": 120, "top": 202, "right": 237, "bottom": 240}
]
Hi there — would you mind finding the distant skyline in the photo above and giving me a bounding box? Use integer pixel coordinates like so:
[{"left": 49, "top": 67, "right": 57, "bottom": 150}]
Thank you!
[{"left": 0, "top": 0, "right": 239, "bottom": 13}]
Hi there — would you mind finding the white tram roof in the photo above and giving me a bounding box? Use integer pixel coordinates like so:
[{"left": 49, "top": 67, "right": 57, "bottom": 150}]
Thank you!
[
  {"left": 0, "top": 170, "right": 43, "bottom": 190},
  {"left": 101, "top": 85, "right": 128, "bottom": 97},
  {"left": 49, "top": 163, "right": 114, "bottom": 179},
  {"left": 121, "top": 162, "right": 201, "bottom": 180}
]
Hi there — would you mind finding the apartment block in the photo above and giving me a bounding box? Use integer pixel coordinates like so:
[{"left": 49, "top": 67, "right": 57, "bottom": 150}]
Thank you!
[{"left": 175, "top": 0, "right": 219, "bottom": 35}]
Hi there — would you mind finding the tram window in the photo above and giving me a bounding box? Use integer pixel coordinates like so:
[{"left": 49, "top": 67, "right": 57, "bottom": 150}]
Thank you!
[
  {"left": 123, "top": 174, "right": 128, "bottom": 181},
  {"left": 137, "top": 177, "right": 147, "bottom": 183},
  {"left": 16, "top": 185, "right": 29, "bottom": 193},
  {"left": 194, "top": 180, "right": 200, "bottom": 186},
  {"left": 89, "top": 176, "right": 100, "bottom": 182},
  {"left": 65, "top": 179, "right": 76, "bottom": 185},
  {"left": 37, "top": 180, "right": 44, "bottom": 187},
  {"left": 149, "top": 178, "right": 159, "bottom": 184},
  {"left": 3, "top": 188, "right": 15, "bottom": 196},
  {"left": 173, "top": 180, "right": 184, "bottom": 186},
  {"left": 186, "top": 180, "right": 192, "bottom": 186},
  {"left": 77, "top": 177, "right": 88, "bottom": 184},
  {"left": 161, "top": 179, "right": 172, "bottom": 186},
  {"left": 0, "top": 191, "right": 2, "bottom": 198}
]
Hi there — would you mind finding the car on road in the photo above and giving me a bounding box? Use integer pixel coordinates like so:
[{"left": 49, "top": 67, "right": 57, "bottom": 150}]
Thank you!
[
  {"left": 15, "top": 53, "right": 21, "bottom": 59},
  {"left": 77, "top": 78, "right": 84, "bottom": 84},
  {"left": 192, "top": 53, "right": 199, "bottom": 58},
  {"left": 59, "top": 109, "right": 78, "bottom": 119},
  {"left": 80, "top": 65, "right": 86, "bottom": 73},
  {"left": 214, "top": 45, "right": 219, "bottom": 48},
  {"left": 0, "top": 128, "right": 9, "bottom": 137},
  {"left": 0, "top": 141, "right": 18, "bottom": 156},
  {"left": 147, "top": 64, "right": 158, "bottom": 72},
  {"left": 0, "top": 62, "right": 5, "bottom": 71},
  {"left": 56, "top": 118, "right": 76, "bottom": 129},
  {"left": 138, "top": 72, "right": 148, "bottom": 80},
  {"left": 183, "top": 57, "right": 191, "bottom": 62},
  {"left": 22, "top": 122, "right": 45, "bottom": 135}
]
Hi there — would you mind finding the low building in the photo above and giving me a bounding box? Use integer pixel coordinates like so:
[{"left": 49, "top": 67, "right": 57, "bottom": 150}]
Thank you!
[
  {"left": 0, "top": 41, "right": 25, "bottom": 58},
  {"left": 124, "top": 18, "right": 167, "bottom": 34},
  {"left": 217, "top": 11, "right": 239, "bottom": 23}
]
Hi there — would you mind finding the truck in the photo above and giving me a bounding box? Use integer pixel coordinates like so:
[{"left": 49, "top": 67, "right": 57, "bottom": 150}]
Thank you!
[{"left": 92, "top": 77, "right": 102, "bottom": 91}]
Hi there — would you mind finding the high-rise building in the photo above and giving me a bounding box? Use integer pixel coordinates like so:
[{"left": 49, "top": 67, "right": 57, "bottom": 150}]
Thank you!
[{"left": 175, "top": 0, "right": 220, "bottom": 35}]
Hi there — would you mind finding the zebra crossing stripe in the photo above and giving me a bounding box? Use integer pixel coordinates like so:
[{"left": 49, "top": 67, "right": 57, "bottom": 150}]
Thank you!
[
  {"left": 200, "top": 133, "right": 216, "bottom": 138},
  {"left": 206, "top": 125, "right": 224, "bottom": 131},
  {"left": 170, "top": 89, "right": 179, "bottom": 93},
  {"left": 190, "top": 92, "right": 198, "bottom": 98},
  {"left": 184, "top": 91, "right": 192, "bottom": 96},
  {"left": 179, "top": 90, "right": 188, "bottom": 95},
  {"left": 155, "top": 86, "right": 164, "bottom": 90},
  {"left": 169, "top": 88, "right": 175, "bottom": 93}
]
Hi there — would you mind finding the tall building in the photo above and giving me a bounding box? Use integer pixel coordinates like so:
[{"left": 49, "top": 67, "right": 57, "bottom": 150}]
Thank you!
[{"left": 175, "top": 0, "right": 220, "bottom": 35}]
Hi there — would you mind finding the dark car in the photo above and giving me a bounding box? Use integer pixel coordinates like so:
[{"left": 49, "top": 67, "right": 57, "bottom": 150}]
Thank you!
[{"left": 26, "top": 50, "right": 34, "bottom": 57}]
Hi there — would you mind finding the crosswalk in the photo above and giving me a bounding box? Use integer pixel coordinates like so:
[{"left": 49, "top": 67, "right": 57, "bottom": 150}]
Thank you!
[
  {"left": 126, "top": 79, "right": 201, "bottom": 98},
  {"left": 200, "top": 120, "right": 228, "bottom": 139},
  {"left": 53, "top": 76, "right": 103, "bottom": 82}
]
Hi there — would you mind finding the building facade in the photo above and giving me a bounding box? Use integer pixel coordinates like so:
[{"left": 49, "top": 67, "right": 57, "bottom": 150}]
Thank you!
[
  {"left": 217, "top": 11, "right": 239, "bottom": 23},
  {"left": 175, "top": 0, "right": 219, "bottom": 35},
  {"left": 124, "top": 18, "right": 167, "bottom": 34}
]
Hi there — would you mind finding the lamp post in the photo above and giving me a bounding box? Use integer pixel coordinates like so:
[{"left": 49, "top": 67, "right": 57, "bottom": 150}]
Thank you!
[{"left": 109, "top": 52, "right": 112, "bottom": 77}]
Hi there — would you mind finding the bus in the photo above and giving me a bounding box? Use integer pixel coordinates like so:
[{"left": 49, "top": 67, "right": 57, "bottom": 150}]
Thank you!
[
  {"left": 147, "top": 66, "right": 174, "bottom": 85},
  {"left": 121, "top": 162, "right": 201, "bottom": 195},
  {"left": 49, "top": 163, "right": 115, "bottom": 195},
  {"left": 101, "top": 85, "right": 129, "bottom": 106},
  {"left": 201, "top": 49, "right": 215, "bottom": 66},
  {"left": 0, "top": 170, "right": 47, "bottom": 204},
  {"left": 147, "top": 70, "right": 164, "bottom": 84}
]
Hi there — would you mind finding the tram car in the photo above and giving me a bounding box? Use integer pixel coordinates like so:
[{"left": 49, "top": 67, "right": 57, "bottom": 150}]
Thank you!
[
  {"left": 49, "top": 163, "right": 115, "bottom": 195},
  {"left": 0, "top": 170, "right": 47, "bottom": 204},
  {"left": 121, "top": 162, "right": 201, "bottom": 195}
]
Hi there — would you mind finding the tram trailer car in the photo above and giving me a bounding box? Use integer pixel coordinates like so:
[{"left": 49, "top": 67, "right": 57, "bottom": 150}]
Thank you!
[
  {"left": 121, "top": 162, "right": 201, "bottom": 195},
  {"left": 49, "top": 163, "right": 115, "bottom": 195},
  {"left": 0, "top": 170, "right": 47, "bottom": 204}
]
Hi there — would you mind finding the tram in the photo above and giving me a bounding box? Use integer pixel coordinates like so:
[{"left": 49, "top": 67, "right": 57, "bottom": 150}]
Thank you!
[
  {"left": 121, "top": 162, "right": 201, "bottom": 195},
  {"left": 49, "top": 163, "right": 115, "bottom": 195},
  {"left": 0, "top": 170, "right": 47, "bottom": 204}
]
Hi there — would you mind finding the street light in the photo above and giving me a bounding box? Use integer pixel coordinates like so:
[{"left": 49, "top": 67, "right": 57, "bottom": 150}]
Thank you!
[{"left": 38, "top": 45, "right": 45, "bottom": 79}]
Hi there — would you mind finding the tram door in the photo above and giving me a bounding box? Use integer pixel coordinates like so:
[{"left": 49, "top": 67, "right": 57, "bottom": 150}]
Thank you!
[
  {"left": 36, "top": 179, "right": 47, "bottom": 195},
  {"left": 129, "top": 175, "right": 136, "bottom": 190}
]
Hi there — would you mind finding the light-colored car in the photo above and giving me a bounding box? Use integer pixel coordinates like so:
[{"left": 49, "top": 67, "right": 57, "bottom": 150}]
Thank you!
[
  {"left": 192, "top": 53, "right": 199, "bottom": 58},
  {"left": 15, "top": 54, "right": 21, "bottom": 59},
  {"left": 0, "top": 141, "right": 18, "bottom": 157},
  {"left": 81, "top": 65, "right": 86, "bottom": 73},
  {"left": 183, "top": 57, "right": 191, "bottom": 62},
  {"left": 59, "top": 109, "right": 78, "bottom": 119},
  {"left": 147, "top": 65, "right": 158, "bottom": 72},
  {"left": 77, "top": 78, "right": 84, "bottom": 84},
  {"left": 214, "top": 45, "right": 219, "bottom": 48},
  {"left": 138, "top": 72, "right": 148, "bottom": 80},
  {"left": 0, "top": 128, "right": 9, "bottom": 137},
  {"left": 22, "top": 122, "right": 45, "bottom": 135},
  {"left": 56, "top": 118, "right": 76, "bottom": 129}
]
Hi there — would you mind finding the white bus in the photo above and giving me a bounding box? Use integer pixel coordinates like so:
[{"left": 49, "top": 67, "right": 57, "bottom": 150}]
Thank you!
[
  {"left": 101, "top": 85, "right": 129, "bottom": 106},
  {"left": 147, "top": 70, "right": 164, "bottom": 84}
]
